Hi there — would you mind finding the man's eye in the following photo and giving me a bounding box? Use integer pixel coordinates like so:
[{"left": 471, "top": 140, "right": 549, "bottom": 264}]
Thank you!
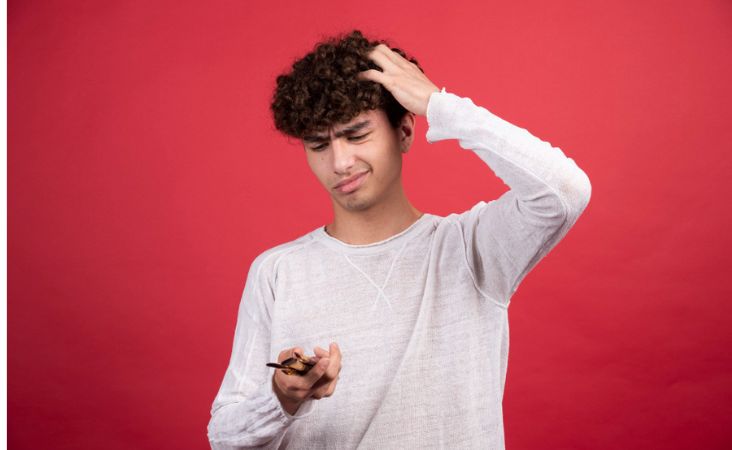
[{"left": 309, "top": 133, "right": 369, "bottom": 151}]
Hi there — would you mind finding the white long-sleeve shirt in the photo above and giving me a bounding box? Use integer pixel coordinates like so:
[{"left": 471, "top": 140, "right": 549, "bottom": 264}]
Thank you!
[{"left": 207, "top": 88, "right": 592, "bottom": 449}]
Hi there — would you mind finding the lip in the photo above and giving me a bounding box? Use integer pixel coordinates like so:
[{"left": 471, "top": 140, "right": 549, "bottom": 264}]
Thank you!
[{"left": 334, "top": 171, "right": 369, "bottom": 194}]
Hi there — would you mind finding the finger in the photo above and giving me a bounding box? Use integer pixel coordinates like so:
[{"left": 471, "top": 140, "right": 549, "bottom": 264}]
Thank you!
[
  {"left": 274, "top": 367, "right": 308, "bottom": 399},
  {"left": 324, "top": 375, "right": 339, "bottom": 396},
  {"left": 313, "top": 346, "right": 329, "bottom": 358},
  {"left": 357, "top": 69, "right": 390, "bottom": 88},
  {"left": 366, "top": 47, "right": 401, "bottom": 73},
  {"left": 329, "top": 342, "right": 341, "bottom": 367},
  {"left": 312, "top": 372, "right": 340, "bottom": 399},
  {"left": 310, "top": 346, "right": 337, "bottom": 387},
  {"left": 329, "top": 342, "right": 340, "bottom": 356},
  {"left": 326, "top": 342, "right": 342, "bottom": 378},
  {"left": 310, "top": 381, "right": 331, "bottom": 399},
  {"left": 310, "top": 374, "right": 329, "bottom": 392},
  {"left": 278, "top": 346, "right": 304, "bottom": 364},
  {"left": 302, "top": 357, "right": 331, "bottom": 388},
  {"left": 374, "top": 43, "right": 409, "bottom": 65},
  {"left": 277, "top": 347, "right": 294, "bottom": 362}
]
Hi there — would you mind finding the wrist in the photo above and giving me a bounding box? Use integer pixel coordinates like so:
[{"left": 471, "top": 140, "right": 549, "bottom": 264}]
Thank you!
[{"left": 272, "top": 375, "right": 302, "bottom": 416}]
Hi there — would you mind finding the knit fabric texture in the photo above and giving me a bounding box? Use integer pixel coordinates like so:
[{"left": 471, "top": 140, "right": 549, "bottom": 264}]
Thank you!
[{"left": 207, "top": 88, "right": 592, "bottom": 449}]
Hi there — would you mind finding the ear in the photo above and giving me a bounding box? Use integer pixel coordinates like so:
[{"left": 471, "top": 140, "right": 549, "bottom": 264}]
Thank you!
[{"left": 399, "top": 112, "right": 416, "bottom": 153}]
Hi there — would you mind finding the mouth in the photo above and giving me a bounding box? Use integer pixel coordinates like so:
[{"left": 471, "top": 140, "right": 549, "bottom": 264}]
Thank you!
[{"left": 334, "top": 171, "right": 369, "bottom": 194}]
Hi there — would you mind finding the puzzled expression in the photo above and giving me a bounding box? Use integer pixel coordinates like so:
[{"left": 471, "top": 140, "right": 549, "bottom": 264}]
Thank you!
[{"left": 302, "top": 108, "right": 415, "bottom": 212}]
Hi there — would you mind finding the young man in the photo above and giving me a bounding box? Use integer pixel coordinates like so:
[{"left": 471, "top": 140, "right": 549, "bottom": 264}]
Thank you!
[{"left": 207, "top": 30, "right": 591, "bottom": 449}]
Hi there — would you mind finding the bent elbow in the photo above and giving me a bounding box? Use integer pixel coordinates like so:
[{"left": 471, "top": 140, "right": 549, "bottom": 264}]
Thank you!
[
  {"left": 573, "top": 169, "right": 592, "bottom": 214},
  {"left": 557, "top": 167, "right": 592, "bottom": 218}
]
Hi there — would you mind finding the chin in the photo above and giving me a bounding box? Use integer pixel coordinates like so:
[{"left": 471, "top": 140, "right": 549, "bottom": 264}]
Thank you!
[
  {"left": 344, "top": 200, "right": 372, "bottom": 212},
  {"left": 338, "top": 194, "right": 374, "bottom": 212}
]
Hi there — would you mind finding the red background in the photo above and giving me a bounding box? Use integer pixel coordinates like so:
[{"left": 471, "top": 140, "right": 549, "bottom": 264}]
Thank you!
[{"left": 8, "top": 1, "right": 732, "bottom": 449}]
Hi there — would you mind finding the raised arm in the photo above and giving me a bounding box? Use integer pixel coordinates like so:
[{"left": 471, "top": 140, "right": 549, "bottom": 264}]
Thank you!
[
  {"left": 207, "top": 249, "right": 317, "bottom": 449},
  {"left": 425, "top": 89, "right": 592, "bottom": 307}
]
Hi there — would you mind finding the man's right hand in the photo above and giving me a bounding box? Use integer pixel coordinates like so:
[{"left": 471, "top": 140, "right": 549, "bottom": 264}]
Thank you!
[{"left": 271, "top": 342, "right": 342, "bottom": 415}]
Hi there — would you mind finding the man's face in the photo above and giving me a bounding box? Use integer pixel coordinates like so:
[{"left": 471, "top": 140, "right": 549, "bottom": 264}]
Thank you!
[{"left": 302, "top": 108, "right": 414, "bottom": 214}]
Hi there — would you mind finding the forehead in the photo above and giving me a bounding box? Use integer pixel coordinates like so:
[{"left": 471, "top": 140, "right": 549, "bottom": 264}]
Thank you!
[{"left": 337, "top": 109, "right": 380, "bottom": 128}]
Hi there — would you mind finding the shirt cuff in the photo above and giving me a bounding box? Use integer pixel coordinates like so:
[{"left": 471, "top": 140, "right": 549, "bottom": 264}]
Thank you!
[
  {"left": 269, "top": 379, "right": 317, "bottom": 422},
  {"left": 425, "top": 87, "right": 509, "bottom": 145},
  {"left": 425, "top": 86, "right": 453, "bottom": 144}
]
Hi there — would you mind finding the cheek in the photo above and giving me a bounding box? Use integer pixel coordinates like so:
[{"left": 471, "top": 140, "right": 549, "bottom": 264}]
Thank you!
[
  {"left": 380, "top": 146, "right": 403, "bottom": 169},
  {"left": 306, "top": 155, "right": 328, "bottom": 173}
]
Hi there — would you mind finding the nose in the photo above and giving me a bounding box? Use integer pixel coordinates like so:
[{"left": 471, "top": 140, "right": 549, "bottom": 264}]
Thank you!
[{"left": 331, "top": 137, "right": 356, "bottom": 174}]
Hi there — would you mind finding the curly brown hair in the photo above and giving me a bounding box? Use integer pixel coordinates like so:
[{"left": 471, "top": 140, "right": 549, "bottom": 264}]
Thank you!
[{"left": 270, "top": 29, "right": 425, "bottom": 141}]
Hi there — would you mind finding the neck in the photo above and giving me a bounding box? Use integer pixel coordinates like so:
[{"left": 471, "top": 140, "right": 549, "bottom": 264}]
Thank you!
[{"left": 324, "top": 185, "right": 423, "bottom": 245}]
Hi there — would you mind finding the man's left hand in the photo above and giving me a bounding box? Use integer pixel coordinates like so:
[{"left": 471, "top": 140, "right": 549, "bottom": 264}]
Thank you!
[{"left": 357, "top": 44, "right": 440, "bottom": 117}]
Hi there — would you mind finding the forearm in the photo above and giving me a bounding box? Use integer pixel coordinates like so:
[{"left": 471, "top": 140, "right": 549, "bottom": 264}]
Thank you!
[
  {"left": 425, "top": 89, "right": 592, "bottom": 303},
  {"left": 207, "top": 380, "right": 315, "bottom": 449},
  {"left": 425, "top": 89, "right": 591, "bottom": 220}
]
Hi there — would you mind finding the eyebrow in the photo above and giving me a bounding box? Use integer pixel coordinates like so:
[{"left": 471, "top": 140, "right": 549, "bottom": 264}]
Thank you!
[{"left": 302, "top": 120, "right": 373, "bottom": 143}]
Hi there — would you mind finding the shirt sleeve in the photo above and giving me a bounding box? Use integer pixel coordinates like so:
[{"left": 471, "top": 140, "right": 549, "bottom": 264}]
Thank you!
[
  {"left": 207, "top": 250, "right": 317, "bottom": 449},
  {"left": 425, "top": 88, "right": 592, "bottom": 307}
]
